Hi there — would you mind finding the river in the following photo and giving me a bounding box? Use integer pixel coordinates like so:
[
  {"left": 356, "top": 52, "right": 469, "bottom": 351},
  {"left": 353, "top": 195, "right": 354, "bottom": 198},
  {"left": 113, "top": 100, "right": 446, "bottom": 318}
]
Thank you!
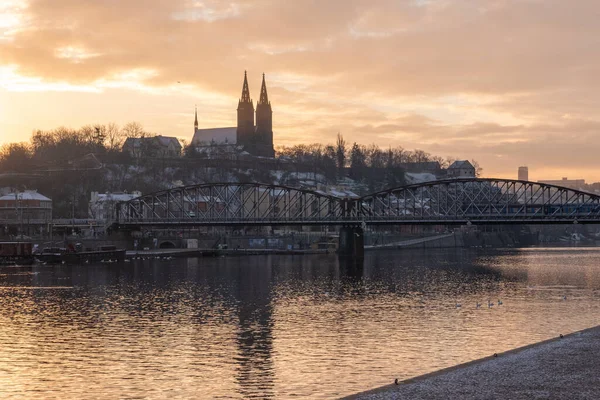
[{"left": 0, "top": 247, "right": 599, "bottom": 398}]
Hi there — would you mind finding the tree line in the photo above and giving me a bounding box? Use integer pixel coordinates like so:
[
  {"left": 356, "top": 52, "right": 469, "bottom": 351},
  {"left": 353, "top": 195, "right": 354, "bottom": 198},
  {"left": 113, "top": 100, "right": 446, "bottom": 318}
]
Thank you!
[
  {"left": 274, "top": 133, "right": 481, "bottom": 187},
  {"left": 0, "top": 122, "right": 182, "bottom": 172}
]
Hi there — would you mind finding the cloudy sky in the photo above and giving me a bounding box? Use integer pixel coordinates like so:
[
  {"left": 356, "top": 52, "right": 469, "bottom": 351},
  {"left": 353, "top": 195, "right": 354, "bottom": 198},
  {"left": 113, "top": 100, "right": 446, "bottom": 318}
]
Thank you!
[{"left": 1, "top": 0, "right": 599, "bottom": 180}]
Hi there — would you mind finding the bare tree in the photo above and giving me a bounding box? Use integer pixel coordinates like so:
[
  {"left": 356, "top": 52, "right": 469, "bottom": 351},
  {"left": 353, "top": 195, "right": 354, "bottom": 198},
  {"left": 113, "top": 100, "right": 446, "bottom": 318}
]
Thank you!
[
  {"left": 104, "top": 123, "right": 123, "bottom": 151},
  {"left": 431, "top": 155, "right": 448, "bottom": 169},
  {"left": 471, "top": 159, "right": 483, "bottom": 177},
  {"left": 122, "top": 122, "right": 146, "bottom": 138},
  {"left": 0, "top": 142, "right": 32, "bottom": 172}
]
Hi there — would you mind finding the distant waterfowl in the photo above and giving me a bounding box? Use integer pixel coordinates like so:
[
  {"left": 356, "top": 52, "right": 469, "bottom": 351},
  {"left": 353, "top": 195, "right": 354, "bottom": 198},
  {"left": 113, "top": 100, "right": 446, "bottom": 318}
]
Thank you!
[
  {"left": 498, "top": 299, "right": 503, "bottom": 306},
  {"left": 476, "top": 302, "right": 481, "bottom": 308},
  {"left": 456, "top": 303, "right": 462, "bottom": 308},
  {"left": 563, "top": 295, "right": 567, "bottom": 300},
  {"left": 394, "top": 378, "right": 400, "bottom": 385},
  {"left": 488, "top": 300, "right": 494, "bottom": 308}
]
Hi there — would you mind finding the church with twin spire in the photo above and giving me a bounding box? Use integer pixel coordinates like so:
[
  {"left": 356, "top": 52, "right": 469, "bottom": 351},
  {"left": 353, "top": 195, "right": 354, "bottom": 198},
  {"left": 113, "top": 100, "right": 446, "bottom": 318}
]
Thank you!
[{"left": 192, "top": 71, "right": 275, "bottom": 158}]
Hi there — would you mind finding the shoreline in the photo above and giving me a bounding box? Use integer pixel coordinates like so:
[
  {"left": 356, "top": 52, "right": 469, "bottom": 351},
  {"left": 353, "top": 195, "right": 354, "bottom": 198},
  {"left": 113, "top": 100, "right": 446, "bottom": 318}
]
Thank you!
[
  {"left": 125, "top": 243, "right": 600, "bottom": 259},
  {"left": 126, "top": 248, "right": 330, "bottom": 258},
  {"left": 343, "top": 325, "right": 600, "bottom": 400}
]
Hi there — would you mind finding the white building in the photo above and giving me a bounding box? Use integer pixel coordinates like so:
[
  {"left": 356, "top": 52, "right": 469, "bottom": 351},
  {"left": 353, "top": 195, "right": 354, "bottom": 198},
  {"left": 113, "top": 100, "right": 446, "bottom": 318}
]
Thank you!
[
  {"left": 89, "top": 191, "right": 141, "bottom": 225},
  {"left": 0, "top": 190, "right": 53, "bottom": 236},
  {"left": 447, "top": 160, "right": 476, "bottom": 178}
]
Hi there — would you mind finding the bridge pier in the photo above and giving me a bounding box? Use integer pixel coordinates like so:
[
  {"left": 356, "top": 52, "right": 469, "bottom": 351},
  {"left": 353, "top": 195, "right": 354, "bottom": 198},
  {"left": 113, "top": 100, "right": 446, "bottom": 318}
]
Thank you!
[{"left": 338, "top": 226, "right": 365, "bottom": 258}]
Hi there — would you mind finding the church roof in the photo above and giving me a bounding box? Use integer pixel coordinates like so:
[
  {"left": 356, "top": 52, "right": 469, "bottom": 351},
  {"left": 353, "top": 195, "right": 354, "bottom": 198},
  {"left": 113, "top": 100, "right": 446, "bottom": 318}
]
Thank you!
[{"left": 192, "top": 127, "right": 237, "bottom": 145}]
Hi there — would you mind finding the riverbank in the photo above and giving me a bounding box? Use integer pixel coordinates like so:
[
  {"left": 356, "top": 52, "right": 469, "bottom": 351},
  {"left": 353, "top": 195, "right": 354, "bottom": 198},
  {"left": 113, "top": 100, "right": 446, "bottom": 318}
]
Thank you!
[
  {"left": 126, "top": 248, "right": 329, "bottom": 258},
  {"left": 345, "top": 325, "right": 600, "bottom": 400}
]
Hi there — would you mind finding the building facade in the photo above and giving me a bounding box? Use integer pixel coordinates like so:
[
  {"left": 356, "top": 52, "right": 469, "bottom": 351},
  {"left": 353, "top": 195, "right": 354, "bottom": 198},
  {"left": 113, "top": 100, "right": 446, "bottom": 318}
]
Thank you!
[
  {"left": 518, "top": 166, "right": 529, "bottom": 181},
  {"left": 0, "top": 190, "right": 52, "bottom": 236},
  {"left": 123, "top": 135, "right": 182, "bottom": 158},
  {"left": 192, "top": 72, "right": 275, "bottom": 158},
  {"left": 447, "top": 160, "right": 476, "bottom": 178},
  {"left": 89, "top": 191, "right": 142, "bottom": 226}
]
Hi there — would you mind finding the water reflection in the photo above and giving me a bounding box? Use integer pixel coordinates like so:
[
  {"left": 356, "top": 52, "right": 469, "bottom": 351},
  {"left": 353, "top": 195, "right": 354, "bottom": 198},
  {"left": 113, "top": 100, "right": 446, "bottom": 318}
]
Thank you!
[{"left": 0, "top": 248, "right": 599, "bottom": 398}]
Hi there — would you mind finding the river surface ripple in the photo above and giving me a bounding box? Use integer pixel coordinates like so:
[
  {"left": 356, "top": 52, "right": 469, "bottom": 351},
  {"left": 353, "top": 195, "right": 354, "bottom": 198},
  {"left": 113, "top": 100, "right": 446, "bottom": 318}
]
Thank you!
[{"left": 0, "top": 247, "right": 599, "bottom": 399}]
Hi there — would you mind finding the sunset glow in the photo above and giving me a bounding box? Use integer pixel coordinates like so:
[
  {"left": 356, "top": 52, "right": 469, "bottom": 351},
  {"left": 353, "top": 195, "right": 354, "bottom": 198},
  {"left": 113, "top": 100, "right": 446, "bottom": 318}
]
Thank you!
[{"left": 1, "top": 0, "right": 599, "bottom": 180}]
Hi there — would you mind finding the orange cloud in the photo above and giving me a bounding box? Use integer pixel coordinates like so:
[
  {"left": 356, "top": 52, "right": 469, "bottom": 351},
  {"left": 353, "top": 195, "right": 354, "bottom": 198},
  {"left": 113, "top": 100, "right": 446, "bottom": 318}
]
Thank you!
[{"left": 1, "top": 0, "right": 600, "bottom": 180}]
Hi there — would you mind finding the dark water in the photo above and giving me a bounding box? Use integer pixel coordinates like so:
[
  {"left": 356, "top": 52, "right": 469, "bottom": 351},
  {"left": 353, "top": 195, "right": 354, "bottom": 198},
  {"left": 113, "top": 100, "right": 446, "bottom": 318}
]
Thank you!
[{"left": 0, "top": 248, "right": 599, "bottom": 399}]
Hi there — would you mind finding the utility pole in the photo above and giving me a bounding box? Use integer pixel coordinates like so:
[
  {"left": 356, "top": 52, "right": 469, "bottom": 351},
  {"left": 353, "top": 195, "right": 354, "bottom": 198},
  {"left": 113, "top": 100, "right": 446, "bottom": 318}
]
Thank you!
[
  {"left": 71, "top": 196, "right": 75, "bottom": 236},
  {"left": 14, "top": 190, "right": 18, "bottom": 241},
  {"left": 14, "top": 190, "right": 24, "bottom": 241}
]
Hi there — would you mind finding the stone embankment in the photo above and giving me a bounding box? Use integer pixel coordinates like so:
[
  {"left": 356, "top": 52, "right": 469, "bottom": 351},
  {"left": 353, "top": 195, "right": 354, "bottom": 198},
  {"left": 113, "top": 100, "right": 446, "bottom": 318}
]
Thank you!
[{"left": 345, "top": 326, "right": 600, "bottom": 400}]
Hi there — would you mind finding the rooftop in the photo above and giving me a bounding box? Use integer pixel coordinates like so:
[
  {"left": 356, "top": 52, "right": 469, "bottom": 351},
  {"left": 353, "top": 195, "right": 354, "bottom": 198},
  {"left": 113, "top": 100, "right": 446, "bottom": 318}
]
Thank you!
[{"left": 0, "top": 190, "right": 51, "bottom": 202}]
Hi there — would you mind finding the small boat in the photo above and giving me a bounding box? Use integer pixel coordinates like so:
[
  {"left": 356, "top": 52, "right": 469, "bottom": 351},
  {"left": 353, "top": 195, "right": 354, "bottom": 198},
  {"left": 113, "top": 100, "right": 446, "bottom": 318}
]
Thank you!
[
  {"left": 36, "top": 247, "right": 66, "bottom": 264},
  {"left": 0, "top": 242, "right": 35, "bottom": 265}
]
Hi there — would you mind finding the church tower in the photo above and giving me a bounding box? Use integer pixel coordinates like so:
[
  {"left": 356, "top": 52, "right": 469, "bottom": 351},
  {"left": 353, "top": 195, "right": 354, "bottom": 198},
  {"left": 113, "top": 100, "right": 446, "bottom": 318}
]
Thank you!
[
  {"left": 255, "top": 73, "right": 274, "bottom": 157},
  {"left": 236, "top": 71, "right": 255, "bottom": 147},
  {"left": 194, "top": 105, "right": 198, "bottom": 134}
]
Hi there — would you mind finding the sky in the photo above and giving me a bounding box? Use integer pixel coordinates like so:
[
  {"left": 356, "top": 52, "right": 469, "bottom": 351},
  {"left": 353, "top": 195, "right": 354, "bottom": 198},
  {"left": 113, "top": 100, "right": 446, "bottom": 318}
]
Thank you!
[{"left": 1, "top": 0, "right": 599, "bottom": 181}]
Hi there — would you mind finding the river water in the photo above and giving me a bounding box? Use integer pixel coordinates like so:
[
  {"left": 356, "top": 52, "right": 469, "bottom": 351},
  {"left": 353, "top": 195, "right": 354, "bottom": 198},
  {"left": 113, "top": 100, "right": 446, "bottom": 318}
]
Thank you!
[{"left": 0, "top": 248, "right": 599, "bottom": 399}]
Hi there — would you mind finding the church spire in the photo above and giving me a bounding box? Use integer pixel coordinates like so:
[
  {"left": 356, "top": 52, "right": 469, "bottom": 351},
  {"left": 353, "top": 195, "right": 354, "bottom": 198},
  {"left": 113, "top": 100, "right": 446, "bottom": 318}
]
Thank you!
[
  {"left": 194, "top": 105, "right": 198, "bottom": 129},
  {"left": 258, "top": 73, "right": 269, "bottom": 105},
  {"left": 240, "top": 70, "right": 252, "bottom": 103}
]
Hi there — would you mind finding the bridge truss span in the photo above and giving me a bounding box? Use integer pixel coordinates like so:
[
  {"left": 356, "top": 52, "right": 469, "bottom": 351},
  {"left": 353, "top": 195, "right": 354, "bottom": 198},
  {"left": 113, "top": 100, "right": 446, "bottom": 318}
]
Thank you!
[
  {"left": 116, "top": 182, "right": 348, "bottom": 227},
  {"left": 358, "top": 178, "right": 600, "bottom": 224},
  {"left": 116, "top": 179, "right": 600, "bottom": 228}
]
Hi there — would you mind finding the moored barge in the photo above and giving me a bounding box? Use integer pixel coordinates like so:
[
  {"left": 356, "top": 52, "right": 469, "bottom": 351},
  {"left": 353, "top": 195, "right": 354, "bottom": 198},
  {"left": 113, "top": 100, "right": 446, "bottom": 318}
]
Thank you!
[
  {"left": 0, "top": 242, "right": 34, "bottom": 265},
  {"left": 36, "top": 245, "right": 126, "bottom": 264},
  {"left": 62, "top": 245, "right": 126, "bottom": 264}
]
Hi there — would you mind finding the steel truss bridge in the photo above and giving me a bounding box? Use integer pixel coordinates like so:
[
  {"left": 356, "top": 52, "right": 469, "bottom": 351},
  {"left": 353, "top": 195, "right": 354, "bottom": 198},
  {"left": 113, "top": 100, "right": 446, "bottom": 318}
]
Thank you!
[{"left": 115, "top": 178, "right": 600, "bottom": 229}]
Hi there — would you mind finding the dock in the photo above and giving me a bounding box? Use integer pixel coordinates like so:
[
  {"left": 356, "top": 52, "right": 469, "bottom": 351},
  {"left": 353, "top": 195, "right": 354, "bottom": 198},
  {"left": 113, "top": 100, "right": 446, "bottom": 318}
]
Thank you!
[{"left": 346, "top": 325, "right": 600, "bottom": 400}]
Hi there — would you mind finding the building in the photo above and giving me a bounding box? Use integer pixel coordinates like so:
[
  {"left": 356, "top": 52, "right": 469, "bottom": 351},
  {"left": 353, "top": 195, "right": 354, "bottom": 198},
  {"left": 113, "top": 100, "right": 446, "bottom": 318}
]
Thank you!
[
  {"left": 518, "top": 166, "right": 529, "bottom": 181},
  {"left": 191, "top": 127, "right": 237, "bottom": 147},
  {"left": 0, "top": 190, "right": 52, "bottom": 236},
  {"left": 89, "top": 191, "right": 141, "bottom": 226},
  {"left": 398, "top": 161, "right": 442, "bottom": 175},
  {"left": 447, "top": 160, "right": 476, "bottom": 178},
  {"left": 123, "top": 135, "right": 182, "bottom": 158},
  {"left": 192, "top": 72, "right": 275, "bottom": 158},
  {"left": 538, "top": 178, "right": 586, "bottom": 190}
]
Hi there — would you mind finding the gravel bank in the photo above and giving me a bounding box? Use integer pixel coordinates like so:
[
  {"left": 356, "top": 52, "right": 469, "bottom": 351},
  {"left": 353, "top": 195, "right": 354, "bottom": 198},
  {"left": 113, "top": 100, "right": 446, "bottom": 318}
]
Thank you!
[{"left": 345, "top": 326, "right": 600, "bottom": 400}]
